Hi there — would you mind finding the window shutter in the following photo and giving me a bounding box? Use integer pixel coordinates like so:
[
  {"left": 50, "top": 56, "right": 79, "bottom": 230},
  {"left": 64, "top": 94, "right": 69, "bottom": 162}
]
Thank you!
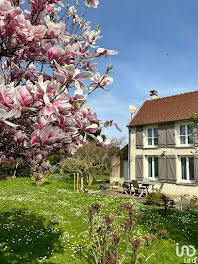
[
  {"left": 135, "top": 155, "right": 143, "bottom": 181},
  {"left": 166, "top": 155, "right": 177, "bottom": 183},
  {"left": 136, "top": 126, "right": 143, "bottom": 149},
  {"left": 166, "top": 123, "right": 176, "bottom": 148},
  {"left": 193, "top": 128, "right": 198, "bottom": 145},
  {"left": 158, "top": 156, "right": 167, "bottom": 182},
  {"left": 158, "top": 124, "right": 167, "bottom": 148},
  {"left": 194, "top": 156, "right": 198, "bottom": 185}
]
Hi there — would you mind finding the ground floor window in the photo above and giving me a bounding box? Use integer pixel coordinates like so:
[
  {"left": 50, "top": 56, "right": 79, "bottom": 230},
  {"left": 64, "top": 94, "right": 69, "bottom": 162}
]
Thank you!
[
  {"left": 180, "top": 157, "right": 195, "bottom": 182},
  {"left": 147, "top": 156, "right": 158, "bottom": 179}
]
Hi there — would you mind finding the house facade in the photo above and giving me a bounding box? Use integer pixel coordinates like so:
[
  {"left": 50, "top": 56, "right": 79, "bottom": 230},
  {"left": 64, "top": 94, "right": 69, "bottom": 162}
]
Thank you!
[{"left": 128, "top": 90, "right": 198, "bottom": 196}]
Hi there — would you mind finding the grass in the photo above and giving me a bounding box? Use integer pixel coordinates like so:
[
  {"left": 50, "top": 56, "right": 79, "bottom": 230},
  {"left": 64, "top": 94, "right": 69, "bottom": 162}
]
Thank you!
[{"left": 0, "top": 177, "right": 197, "bottom": 264}]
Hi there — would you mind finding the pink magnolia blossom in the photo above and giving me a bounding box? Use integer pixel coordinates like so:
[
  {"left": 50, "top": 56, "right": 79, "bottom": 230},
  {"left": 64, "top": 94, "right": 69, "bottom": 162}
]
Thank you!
[
  {"left": 19, "top": 160, "right": 25, "bottom": 167},
  {"left": 29, "top": 0, "right": 47, "bottom": 14},
  {"left": 0, "top": 155, "right": 6, "bottom": 165},
  {"left": 93, "top": 72, "right": 113, "bottom": 89},
  {"left": 45, "top": 19, "right": 64, "bottom": 37},
  {"left": 35, "top": 153, "right": 43, "bottom": 162},
  {"left": 72, "top": 88, "right": 87, "bottom": 103},
  {"left": 54, "top": 61, "right": 94, "bottom": 90},
  {"left": 14, "top": 130, "right": 25, "bottom": 145},
  {"left": 29, "top": 62, "right": 36, "bottom": 73},
  {"left": 95, "top": 135, "right": 111, "bottom": 148},
  {"left": 47, "top": 46, "right": 64, "bottom": 62},
  {"left": 85, "top": 123, "right": 99, "bottom": 133},
  {"left": 96, "top": 47, "right": 118, "bottom": 58},
  {"left": 53, "top": 99, "right": 71, "bottom": 115},
  {"left": 69, "top": 6, "right": 77, "bottom": 16},
  {"left": 17, "top": 86, "right": 34, "bottom": 106},
  {"left": 0, "top": 1, "right": 14, "bottom": 15},
  {"left": 104, "top": 120, "right": 122, "bottom": 132},
  {"left": 75, "top": 112, "right": 99, "bottom": 133},
  {"left": 85, "top": 0, "right": 99, "bottom": 8},
  {"left": 83, "top": 29, "right": 102, "bottom": 44},
  {"left": 35, "top": 76, "right": 59, "bottom": 107},
  {"left": 48, "top": 0, "right": 64, "bottom": 5},
  {"left": 31, "top": 125, "right": 65, "bottom": 146},
  {"left": 0, "top": 107, "right": 21, "bottom": 127},
  {"left": 8, "top": 157, "right": 15, "bottom": 165},
  {"left": 35, "top": 117, "right": 50, "bottom": 128}
]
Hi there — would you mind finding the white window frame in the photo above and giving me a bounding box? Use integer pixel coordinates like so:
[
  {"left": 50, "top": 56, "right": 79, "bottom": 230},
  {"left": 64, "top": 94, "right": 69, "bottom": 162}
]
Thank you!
[
  {"left": 179, "top": 156, "right": 195, "bottom": 183},
  {"left": 177, "top": 124, "right": 194, "bottom": 146},
  {"left": 146, "top": 156, "right": 159, "bottom": 180},
  {"left": 146, "top": 127, "right": 158, "bottom": 147}
]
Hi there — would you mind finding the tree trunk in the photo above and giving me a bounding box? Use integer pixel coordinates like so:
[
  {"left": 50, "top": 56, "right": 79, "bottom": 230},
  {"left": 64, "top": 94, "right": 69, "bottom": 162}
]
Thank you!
[
  {"left": 81, "top": 176, "right": 83, "bottom": 192},
  {"left": 74, "top": 173, "right": 76, "bottom": 192},
  {"left": 77, "top": 172, "right": 79, "bottom": 192},
  {"left": 13, "top": 163, "right": 18, "bottom": 179}
]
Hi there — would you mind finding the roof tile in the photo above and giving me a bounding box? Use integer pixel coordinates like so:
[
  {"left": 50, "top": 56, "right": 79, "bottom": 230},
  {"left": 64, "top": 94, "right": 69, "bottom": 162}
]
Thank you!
[{"left": 129, "top": 90, "right": 198, "bottom": 126}]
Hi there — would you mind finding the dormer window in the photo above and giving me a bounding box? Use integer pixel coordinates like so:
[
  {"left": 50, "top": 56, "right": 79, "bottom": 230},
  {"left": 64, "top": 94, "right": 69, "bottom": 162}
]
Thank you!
[
  {"left": 147, "top": 128, "right": 158, "bottom": 146},
  {"left": 179, "top": 124, "right": 193, "bottom": 145}
]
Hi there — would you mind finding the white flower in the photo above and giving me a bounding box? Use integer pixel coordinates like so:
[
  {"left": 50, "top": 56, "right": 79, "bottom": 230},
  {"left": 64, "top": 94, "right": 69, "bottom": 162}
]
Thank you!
[
  {"left": 85, "top": 0, "right": 99, "bottom": 8},
  {"left": 96, "top": 136, "right": 111, "bottom": 147}
]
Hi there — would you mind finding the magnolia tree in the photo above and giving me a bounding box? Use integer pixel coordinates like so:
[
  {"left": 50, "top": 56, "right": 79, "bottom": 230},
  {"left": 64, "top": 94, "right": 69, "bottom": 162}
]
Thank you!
[{"left": 0, "top": 0, "right": 120, "bottom": 180}]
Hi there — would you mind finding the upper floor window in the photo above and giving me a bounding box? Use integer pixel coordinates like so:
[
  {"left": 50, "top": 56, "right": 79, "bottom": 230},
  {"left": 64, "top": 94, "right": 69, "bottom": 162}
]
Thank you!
[
  {"left": 180, "top": 157, "right": 195, "bottom": 182},
  {"left": 179, "top": 124, "right": 193, "bottom": 145},
  {"left": 147, "top": 128, "right": 158, "bottom": 146}
]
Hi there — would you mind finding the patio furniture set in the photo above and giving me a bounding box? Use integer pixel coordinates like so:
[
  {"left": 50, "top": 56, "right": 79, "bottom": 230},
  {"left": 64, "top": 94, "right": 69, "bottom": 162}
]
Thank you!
[{"left": 122, "top": 180, "right": 164, "bottom": 197}]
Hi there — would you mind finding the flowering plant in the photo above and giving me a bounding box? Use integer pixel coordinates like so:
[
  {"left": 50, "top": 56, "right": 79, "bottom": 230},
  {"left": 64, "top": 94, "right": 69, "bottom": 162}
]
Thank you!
[
  {"left": 0, "top": 0, "right": 119, "bottom": 180},
  {"left": 88, "top": 202, "right": 167, "bottom": 264},
  {"left": 97, "top": 184, "right": 107, "bottom": 190}
]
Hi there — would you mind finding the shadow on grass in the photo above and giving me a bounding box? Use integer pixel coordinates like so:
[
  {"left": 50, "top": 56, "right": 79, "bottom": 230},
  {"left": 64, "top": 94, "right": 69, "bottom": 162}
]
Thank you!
[
  {"left": 139, "top": 207, "right": 198, "bottom": 248},
  {"left": 0, "top": 208, "right": 64, "bottom": 264}
]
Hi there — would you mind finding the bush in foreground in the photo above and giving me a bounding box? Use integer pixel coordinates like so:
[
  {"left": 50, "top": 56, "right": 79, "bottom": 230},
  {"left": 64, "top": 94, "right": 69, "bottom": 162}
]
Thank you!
[{"left": 88, "top": 202, "right": 167, "bottom": 264}]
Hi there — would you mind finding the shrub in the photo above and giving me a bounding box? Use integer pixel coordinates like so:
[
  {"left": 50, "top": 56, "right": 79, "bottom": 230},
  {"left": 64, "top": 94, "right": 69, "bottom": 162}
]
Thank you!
[
  {"left": 146, "top": 192, "right": 175, "bottom": 215},
  {"left": 0, "top": 162, "right": 31, "bottom": 179},
  {"left": 187, "top": 196, "right": 198, "bottom": 211},
  {"left": 16, "top": 167, "right": 31, "bottom": 178},
  {"left": 0, "top": 162, "right": 15, "bottom": 179},
  {"left": 46, "top": 152, "right": 63, "bottom": 166},
  {"left": 146, "top": 192, "right": 163, "bottom": 206},
  {"left": 88, "top": 202, "right": 167, "bottom": 264}
]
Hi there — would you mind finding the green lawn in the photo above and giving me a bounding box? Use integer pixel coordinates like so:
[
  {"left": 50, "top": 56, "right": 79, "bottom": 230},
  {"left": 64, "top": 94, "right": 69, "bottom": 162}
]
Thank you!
[{"left": 0, "top": 177, "right": 197, "bottom": 264}]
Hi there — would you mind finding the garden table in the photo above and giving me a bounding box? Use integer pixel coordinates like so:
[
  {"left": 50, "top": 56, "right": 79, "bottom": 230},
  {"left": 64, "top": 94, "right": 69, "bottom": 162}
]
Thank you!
[{"left": 139, "top": 181, "right": 155, "bottom": 195}]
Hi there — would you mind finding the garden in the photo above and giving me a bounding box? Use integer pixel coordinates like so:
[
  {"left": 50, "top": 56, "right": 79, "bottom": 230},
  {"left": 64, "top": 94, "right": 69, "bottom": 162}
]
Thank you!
[{"left": 0, "top": 177, "right": 197, "bottom": 264}]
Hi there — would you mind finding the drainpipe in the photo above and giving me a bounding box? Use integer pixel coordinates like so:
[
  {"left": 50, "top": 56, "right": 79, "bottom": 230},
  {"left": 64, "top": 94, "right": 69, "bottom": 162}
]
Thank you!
[{"left": 128, "top": 127, "right": 131, "bottom": 181}]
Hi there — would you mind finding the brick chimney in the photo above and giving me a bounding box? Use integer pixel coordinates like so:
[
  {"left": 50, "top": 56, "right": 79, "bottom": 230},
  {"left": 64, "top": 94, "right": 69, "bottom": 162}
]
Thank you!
[{"left": 150, "top": 90, "right": 158, "bottom": 100}]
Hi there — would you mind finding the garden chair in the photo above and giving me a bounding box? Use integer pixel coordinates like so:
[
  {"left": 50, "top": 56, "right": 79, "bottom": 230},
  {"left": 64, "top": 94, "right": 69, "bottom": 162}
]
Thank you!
[
  {"left": 122, "top": 182, "right": 131, "bottom": 194},
  {"left": 110, "top": 181, "right": 119, "bottom": 189},
  {"left": 132, "top": 180, "right": 147, "bottom": 198},
  {"left": 152, "top": 182, "right": 165, "bottom": 194}
]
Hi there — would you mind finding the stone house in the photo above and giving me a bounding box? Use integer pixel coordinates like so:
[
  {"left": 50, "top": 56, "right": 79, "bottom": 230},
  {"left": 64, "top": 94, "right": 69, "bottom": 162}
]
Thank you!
[
  {"left": 128, "top": 90, "right": 198, "bottom": 196},
  {"left": 110, "top": 144, "right": 128, "bottom": 185}
]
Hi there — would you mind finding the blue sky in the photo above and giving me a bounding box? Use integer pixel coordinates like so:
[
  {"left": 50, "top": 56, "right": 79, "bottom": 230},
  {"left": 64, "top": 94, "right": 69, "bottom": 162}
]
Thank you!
[{"left": 85, "top": 0, "right": 198, "bottom": 140}]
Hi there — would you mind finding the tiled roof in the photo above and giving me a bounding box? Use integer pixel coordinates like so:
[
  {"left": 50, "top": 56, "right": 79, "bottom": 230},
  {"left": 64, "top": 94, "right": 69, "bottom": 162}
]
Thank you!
[{"left": 129, "top": 90, "right": 198, "bottom": 126}]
